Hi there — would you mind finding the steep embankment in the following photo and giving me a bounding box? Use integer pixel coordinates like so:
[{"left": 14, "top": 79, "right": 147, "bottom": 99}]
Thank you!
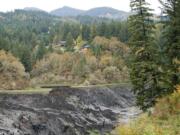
[{"left": 0, "top": 86, "right": 139, "bottom": 135}]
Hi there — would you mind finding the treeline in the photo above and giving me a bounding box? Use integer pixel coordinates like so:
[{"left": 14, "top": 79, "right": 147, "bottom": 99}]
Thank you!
[{"left": 50, "top": 19, "right": 129, "bottom": 42}]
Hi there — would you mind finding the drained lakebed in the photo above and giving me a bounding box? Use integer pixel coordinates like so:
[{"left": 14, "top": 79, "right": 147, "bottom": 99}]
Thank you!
[{"left": 0, "top": 85, "right": 140, "bottom": 135}]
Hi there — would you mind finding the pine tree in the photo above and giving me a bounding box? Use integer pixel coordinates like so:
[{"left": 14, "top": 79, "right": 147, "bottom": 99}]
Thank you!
[
  {"left": 36, "top": 44, "right": 47, "bottom": 60},
  {"left": 48, "top": 44, "right": 53, "bottom": 52},
  {"left": 98, "top": 22, "right": 107, "bottom": 36},
  {"left": 159, "top": 0, "right": 180, "bottom": 85},
  {"left": 90, "top": 25, "right": 97, "bottom": 41},
  {"left": 66, "top": 32, "right": 74, "bottom": 51},
  {"left": 128, "top": 0, "right": 162, "bottom": 110},
  {"left": 21, "top": 47, "right": 32, "bottom": 72},
  {"left": 81, "top": 24, "right": 90, "bottom": 41}
]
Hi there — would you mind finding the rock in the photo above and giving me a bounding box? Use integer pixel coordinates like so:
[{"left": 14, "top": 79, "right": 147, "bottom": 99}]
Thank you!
[{"left": 32, "top": 124, "right": 46, "bottom": 133}]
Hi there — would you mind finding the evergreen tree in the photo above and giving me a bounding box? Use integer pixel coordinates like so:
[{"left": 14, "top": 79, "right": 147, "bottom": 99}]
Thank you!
[
  {"left": 48, "top": 44, "right": 53, "bottom": 52},
  {"left": 21, "top": 47, "right": 32, "bottom": 72},
  {"left": 81, "top": 24, "right": 90, "bottom": 41},
  {"left": 118, "top": 21, "right": 129, "bottom": 42},
  {"left": 0, "top": 37, "right": 10, "bottom": 51},
  {"left": 90, "top": 25, "right": 97, "bottom": 41},
  {"left": 92, "top": 44, "right": 102, "bottom": 59},
  {"left": 98, "top": 22, "right": 107, "bottom": 36},
  {"left": 159, "top": 0, "right": 180, "bottom": 85},
  {"left": 66, "top": 32, "right": 74, "bottom": 51},
  {"left": 36, "top": 44, "right": 47, "bottom": 60},
  {"left": 128, "top": 0, "right": 162, "bottom": 110}
]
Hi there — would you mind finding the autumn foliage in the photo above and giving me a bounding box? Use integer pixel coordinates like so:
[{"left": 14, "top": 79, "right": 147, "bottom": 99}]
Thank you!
[
  {"left": 0, "top": 50, "right": 29, "bottom": 90},
  {"left": 31, "top": 37, "right": 130, "bottom": 85}
]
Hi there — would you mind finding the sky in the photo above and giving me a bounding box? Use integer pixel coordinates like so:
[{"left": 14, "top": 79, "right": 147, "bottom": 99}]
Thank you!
[{"left": 0, "top": 0, "right": 161, "bottom": 14}]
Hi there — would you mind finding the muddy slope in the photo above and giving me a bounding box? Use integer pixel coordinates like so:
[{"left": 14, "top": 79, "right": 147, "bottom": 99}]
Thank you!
[{"left": 0, "top": 86, "right": 137, "bottom": 135}]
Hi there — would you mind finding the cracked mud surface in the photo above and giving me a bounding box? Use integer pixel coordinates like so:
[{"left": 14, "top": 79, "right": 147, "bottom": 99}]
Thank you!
[{"left": 0, "top": 86, "right": 140, "bottom": 135}]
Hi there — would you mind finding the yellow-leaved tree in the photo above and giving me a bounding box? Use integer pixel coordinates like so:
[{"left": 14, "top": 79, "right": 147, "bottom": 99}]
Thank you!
[{"left": 0, "top": 50, "right": 29, "bottom": 90}]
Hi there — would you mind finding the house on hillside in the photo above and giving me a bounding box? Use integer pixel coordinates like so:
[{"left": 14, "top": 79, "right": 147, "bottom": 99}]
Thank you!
[
  {"left": 52, "top": 40, "right": 67, "bottom": 51},
  {"left": 58, "top": 41, "right": 66, "bottom": 47},
  {"left": 54, "top": 40, "right": 66, "bottom": 47},
  {"left": 80, "top": 44, "right": 91, "bottom": 53},
  {"left": 82, "top": 44, "right": 91, "bottom": 49}
]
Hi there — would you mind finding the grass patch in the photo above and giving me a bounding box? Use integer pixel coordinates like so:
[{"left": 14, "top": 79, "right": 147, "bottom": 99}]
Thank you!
[
  {"left": 113, "top": 114, "right": 180, "bottom": 135},
  {"left": 112, "top": 85, "right": 180, "bottom": 135},
  {"left": 40, "top": 82, "right": 131, "bottom": 88},
  {"left": 76, "top": 82, "right": 131, "bottom": 88},
  {"left": 0, "top": 83, "right": 131, "bottom": 95},
  {"left": 0, "top": 87, "right": 51, "bottom": 95}
]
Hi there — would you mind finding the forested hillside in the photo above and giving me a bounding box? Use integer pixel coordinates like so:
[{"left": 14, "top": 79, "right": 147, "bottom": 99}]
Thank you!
[{"left": 0, "top": 10, "right": 129, "bottom": 89}]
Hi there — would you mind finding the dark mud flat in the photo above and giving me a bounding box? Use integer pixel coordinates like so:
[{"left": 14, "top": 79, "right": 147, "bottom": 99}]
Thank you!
[{"left": 0, "top": 86, "right": 139, "bottom": 135}]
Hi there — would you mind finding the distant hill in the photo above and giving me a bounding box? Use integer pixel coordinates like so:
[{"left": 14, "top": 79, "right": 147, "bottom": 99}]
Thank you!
[
  {"left": 23, "top": 7, "right": 44, "bottom": 12},
  {"left": 50, "top": 6, "right": 130, "bottom": 20},
  {"left": 50, "top": 6, "right": 84, "bottom": 17},
  {"left": 83, "top": 7, "right": 130, "bottom": 20}
]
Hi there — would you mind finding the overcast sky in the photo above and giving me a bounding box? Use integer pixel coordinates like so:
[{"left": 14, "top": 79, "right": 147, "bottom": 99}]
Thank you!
[{"left": 0, "top": 0, "right": 161, "bottom": 14}]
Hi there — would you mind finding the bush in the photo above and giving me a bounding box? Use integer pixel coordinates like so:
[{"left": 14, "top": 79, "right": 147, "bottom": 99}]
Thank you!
[
  {"left": 99, "top": 54, "right": 113, "bottom": 69},
  {"left": 153, "top": 85, "right": 180, "bottom": 120},
  {"left": 31, "top": 53, "right": 60, "bottom": 77},
  {"left": 85, "top": 70, "right": 106, "bottom": 85},
  {"left": 71, "top": 54, "right": 87, "bottom": 78},
  {"left": 31, "top": 52, "right": 74, "bottom": 85},
  {"left": 92, "top": 36, "right": 130, "bottom": 57},
  {"left": 31, "top": 50, "right": 129, "bottom": 85},
  {"left": 103, "top": 66, "right": 121, "bottom": 83},
  {"left": 0, "top": 50, "right": 29, "bottom": 90},
  {"left": 109, "top": 37, "right": 130, "bottom": 57},
  {"left": 85, "top": 54, "right": 98, "bottom": 71},
  {"left": 92, "top": 36, "right": 109, "bottom": 50}
]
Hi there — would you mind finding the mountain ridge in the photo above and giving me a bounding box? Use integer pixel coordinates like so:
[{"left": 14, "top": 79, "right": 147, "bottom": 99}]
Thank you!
[
  {"left": 23, "top": 7, "right": 44, "bottom": 12},
  {"left": 50, "top": 6, "right": 85, "bottom": 17},
  {"left": 81, "top": 6, "right": 130, "bottom": 19},
  {"left": 22, "top": 6, "right": 130, "bottom": 20}
]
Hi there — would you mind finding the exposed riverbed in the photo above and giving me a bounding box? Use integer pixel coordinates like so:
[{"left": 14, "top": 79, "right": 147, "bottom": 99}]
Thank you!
[{"left": 0, "top": 85, "right": 140, "bottom": 135}]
